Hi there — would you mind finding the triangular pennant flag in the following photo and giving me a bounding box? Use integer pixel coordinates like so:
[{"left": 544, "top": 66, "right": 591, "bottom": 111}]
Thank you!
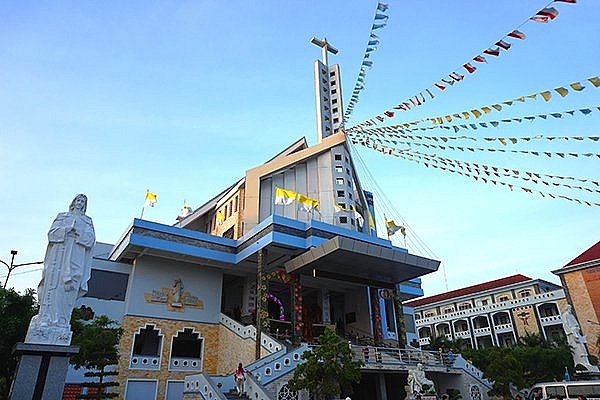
[
  {"left": 555, "top": 87, "right": 569, "bottom": 97},
  {"left": 508, "top": 30, "right": 526, "bottom": 40}
]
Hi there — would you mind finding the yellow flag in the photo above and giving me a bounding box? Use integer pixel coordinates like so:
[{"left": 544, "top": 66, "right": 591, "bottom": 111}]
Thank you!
[
  {"left": 554, "top": 87, "right": 569, "bottom": 97},
  {"left": 274, "top": 187, "right": 297, "bottom": 205},
  {"left": 144, "top": 190, "right": 157, "bottom": 207},
  {"left": 540, "top": 91, "right": 552, "bottom": 101}
]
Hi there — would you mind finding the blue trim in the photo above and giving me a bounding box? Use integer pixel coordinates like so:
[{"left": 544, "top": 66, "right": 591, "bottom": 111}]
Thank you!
[{"left": 121, "top": 215, "right": 411, "bottom": 267}]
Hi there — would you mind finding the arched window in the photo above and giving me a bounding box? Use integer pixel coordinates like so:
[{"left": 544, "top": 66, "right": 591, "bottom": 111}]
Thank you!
[{"left": 130, "top": 324, "right": 162, "bottom": 370}]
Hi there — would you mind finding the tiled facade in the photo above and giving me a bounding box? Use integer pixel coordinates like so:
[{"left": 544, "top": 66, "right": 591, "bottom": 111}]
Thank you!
[{"left": 115, "top": 316, "right": 257, "bottom": 399}]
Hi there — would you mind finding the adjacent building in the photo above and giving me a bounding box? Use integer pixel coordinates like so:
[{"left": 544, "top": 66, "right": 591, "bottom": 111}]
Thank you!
[
  {"left": 553, "top": 239, "right": 600, "bottom": 359},
  {"left": 405, "top": 274, "right": 567, "bottom": 349}
]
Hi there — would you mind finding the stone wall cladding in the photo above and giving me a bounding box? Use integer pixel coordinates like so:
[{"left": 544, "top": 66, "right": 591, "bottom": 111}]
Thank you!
[
  {"left": 114, "top": 315, "right": 259, "bottom": 399},
  {"left": 563, "top": 271, "right": 598, "bottom": 356}
]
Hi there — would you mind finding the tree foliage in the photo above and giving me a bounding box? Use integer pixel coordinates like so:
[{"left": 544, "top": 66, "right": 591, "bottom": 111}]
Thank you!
[
  {"left": 287, "top": 327, "right": 363, "bottom": 400},
  {"left": 70, "top": 312, "right": 123, "bottom": 399},
  {"left": 462, "top": 333, "right": 573, "bottom": 398},
  {"left": 0, "top": 287, "right": 38, "bottom": 400}
]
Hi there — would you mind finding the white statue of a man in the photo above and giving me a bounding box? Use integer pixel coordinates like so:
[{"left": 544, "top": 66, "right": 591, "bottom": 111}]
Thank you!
[
  {"left": 561, "top": 304, "right": 599, "bottom": 372},
  {"left": 407, "top": 363, "right": 435, "bottom": 396},
  {"left": 26, "top": 194, "right": 95, "bottom": 345}
]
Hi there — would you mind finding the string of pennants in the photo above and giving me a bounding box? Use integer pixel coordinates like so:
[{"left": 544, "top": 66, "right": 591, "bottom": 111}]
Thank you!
[
  {"left": 352, "top": 75, "right": 600, "bottom": 129},
  {"left": 395, "top": 150, "right": 600, "bottom": 207},
  {"left": 347, "top": 134, "right": 600, "bottom": 206},
  {"left": 351, "top": 107, "right": 600, "bottom": 137},
  {"left": 348, "top": 129, "right": 600, "bottom": 148},
  {"left": 348, "top": 132, "right": 600, "bottom": 160},
  {"left": 349, "top": 0, "right": 578, "bottom": 129},
  {"left": 343, "top": 2, "right": 390, "bottom": 125}
]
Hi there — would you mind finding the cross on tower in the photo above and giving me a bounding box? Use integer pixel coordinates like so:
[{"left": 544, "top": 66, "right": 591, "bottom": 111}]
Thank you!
[{"left": 310, "top": 37, "right": 338, "bottom": 67}]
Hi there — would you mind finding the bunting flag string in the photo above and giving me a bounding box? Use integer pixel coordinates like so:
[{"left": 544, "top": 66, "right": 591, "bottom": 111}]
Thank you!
[
  {"left": 393, "top": 150, "right": 600, "bottom": 207},
  {"left": 347, "top": 128, "right": 600, "bottom": 147},
  {"left": 348, "top": 134, "right": 600, "bottom": 193},
  {"left": 351, "top": 75, "right": 599, "bottom": 130},
  {"left": 401, "top": 149, "right": 600, "bottom": 194},
  {"left": 351, "top": 133, "right": 600, "bottom": 161},
  {"left": 343, "top": 2, "right": 390, "bottom": 124},
  {"left": 422, "top": 77, "right": 599, "bottom": 126},
  {"left": 348, "top": 1, "right": 580, "bottom": 129}
]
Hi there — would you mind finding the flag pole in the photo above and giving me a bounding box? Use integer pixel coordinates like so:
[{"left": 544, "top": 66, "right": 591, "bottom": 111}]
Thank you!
[{"left": 140, "top": 206, "right": 145, "bottom": 219}]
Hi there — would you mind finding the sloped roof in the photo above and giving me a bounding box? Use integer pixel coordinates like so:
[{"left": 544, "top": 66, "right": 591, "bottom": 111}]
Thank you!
[
  {"left": 563, "top": 239, "right": 600, "bottom": 268},
  {"left": 404, "top": 274, "right": 531, "bottom": 307}
]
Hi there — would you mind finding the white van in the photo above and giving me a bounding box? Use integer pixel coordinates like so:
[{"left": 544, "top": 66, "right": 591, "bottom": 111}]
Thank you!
[{"left": 528, "top": 381, "right": 600, "bottom": 400}]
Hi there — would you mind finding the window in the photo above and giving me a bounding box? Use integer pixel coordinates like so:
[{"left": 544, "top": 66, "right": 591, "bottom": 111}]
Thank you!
[
  {"left": 480, "top": 299, "right": 489, "bottom": 306},
  {"left": 350, "top": 218, "right": 355, "bottom": 226},
  {"left": 234, "top": 196, "right": 238, "bottom": 212},
  {"left": 348, "top": 192, "right": 353, "bottom": 199},
  {"left": 223, "top": 227, "right": 234, "bottom": 239},
  {"left": 458, "top": 303, "right": 472, "bottom": 311},
  {"left": 131, "top": 325, "right": 162, "bottom": 370},
  {"left": 228, "top": 200, "right": 233, "bottom": 217},
  {"left": 331, "top": 89, "right": 337, "bottom": 94},
  {"left": 338, "top": 203, "right": 346, "bottom": 209},
  {"left": 133, "top": 325, "right": 161, "bottom": 356},
  {"left": 424, "top": 312, "right": 435, "bottom": 318},
  {"left": 339, "top": 216, "right": 348, "bottom": 223},
  {"left": 347, "top": 180, "right": 352, "bottom": 187},
  {"left": 518, "top": 290, "right": 531, "bottom": 298},
  {"left": 336, "top": 178, "right": 344, "bottom": 185},
  {"left": 85, "top": 270, "right": 129, "bottom": 301},
  {"left": 443, "top": 307, "right": 454, "bottom": 314},
  {"left": 334, "top": 154, "right": 342, "bottom": 161},
  {"left": 498, "top": 295, "right": 510, "bottom": 302},
  {"left": 337, "top": 190, "right": 345, "bottom": 197},
  {"left": 333, "top": 118, "right": 339, "bottom": 123},
  {"left": 332, "top": 98, "right": 338, "bottom": 104},
  {"left": 335, "top": 165, "right": 343, "bottom": 173},
  {"left": 170, "top": 328, "right": 202, "bottom": 371},
  {"left": 332, "top": 108, "right": 338, "bottom": 114},
  {"left": 330, "top": 80, "right": 336, "bottom": 86}
]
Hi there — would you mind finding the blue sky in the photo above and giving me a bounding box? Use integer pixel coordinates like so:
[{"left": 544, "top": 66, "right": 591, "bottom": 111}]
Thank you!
[{"left": 1, "top": 0, "right": 599, "bottom": 296}]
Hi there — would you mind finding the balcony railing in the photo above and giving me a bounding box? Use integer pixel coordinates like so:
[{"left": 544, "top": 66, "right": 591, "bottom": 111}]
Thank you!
[{"left": 415, "top": 289, "right": 565, "bottom": 326}]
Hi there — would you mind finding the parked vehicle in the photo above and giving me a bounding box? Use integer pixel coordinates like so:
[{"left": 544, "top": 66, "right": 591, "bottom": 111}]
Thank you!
[{"left": 528, "top": 381, "right": 600, "bottom": 400}]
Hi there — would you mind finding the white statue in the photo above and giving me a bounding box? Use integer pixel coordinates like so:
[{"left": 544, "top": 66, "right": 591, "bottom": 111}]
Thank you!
[
  {"left": 407, "top": 363, "right": 435, "bottom": 397},
  {"left": 26, "top": 194, "right": 95, "bottom": 345},
  {"left": 561, "top": 304, "right": 599, "bottom": 372}
]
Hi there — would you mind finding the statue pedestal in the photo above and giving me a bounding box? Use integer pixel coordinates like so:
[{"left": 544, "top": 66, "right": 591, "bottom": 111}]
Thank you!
[{"left": 9, "top": 342, "right": 79, "bottom": 400}]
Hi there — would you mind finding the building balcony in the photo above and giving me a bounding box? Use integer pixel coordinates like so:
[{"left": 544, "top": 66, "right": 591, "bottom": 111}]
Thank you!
[
  {"left": 415, "top": 289, "right": 565, "bottom": 327},
  {"left": 539, "top": 314, "right": 563, "bottom": 326},
  {"left": 454, "top": 330, "right": 471, "bottom": 339},
  {"left": 419, "top": 337, "right": 431, "bottom": 346},
  {"left": 493, "top": 323, "right": 513, "bottom": 333},
  {"left": 473, "top": 326, "right": 491, "bottom": 336}
]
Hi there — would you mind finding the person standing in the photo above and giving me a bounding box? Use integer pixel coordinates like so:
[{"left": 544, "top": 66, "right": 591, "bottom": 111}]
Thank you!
[{"left": 234, "top": 363, "right": 247, "bottom": 396}]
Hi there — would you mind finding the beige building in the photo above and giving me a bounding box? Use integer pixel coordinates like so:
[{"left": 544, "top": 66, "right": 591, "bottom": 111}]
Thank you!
[{"left": 405, "top": 274, "right": 567, "bottom": 349}]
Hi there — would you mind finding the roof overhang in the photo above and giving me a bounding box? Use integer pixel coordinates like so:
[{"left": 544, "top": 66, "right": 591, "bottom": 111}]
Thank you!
[
  {"left": 110, "top": 216, "right": 440, "bottom": 288},
  {"left": 285, "top": 236, "right": 440, "bottom": 289}
]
